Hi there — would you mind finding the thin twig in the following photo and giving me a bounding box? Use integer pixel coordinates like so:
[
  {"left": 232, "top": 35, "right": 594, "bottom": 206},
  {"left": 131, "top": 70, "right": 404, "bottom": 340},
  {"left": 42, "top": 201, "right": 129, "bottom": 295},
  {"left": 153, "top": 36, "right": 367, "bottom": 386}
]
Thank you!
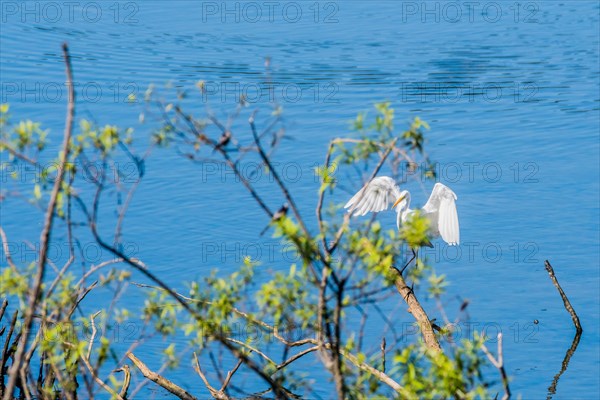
[
  {"left": 0, "top": 310, "right": 18, "bottom": 392},
  {"left": 0, "top": 299, "right": 8, "bottom": 323},
  {"left": 219, "top": 149, "right": 273, "bottom": 217},
  {"left": 316, "top": 141, "right": 336, "bottom": 253},
  {"left": 380, "top": 337, "right": 386, "bottom": 374},
  {"left": 275, "top": 346, "right": 319, "bottom": 371},
  {"left": 75, "top": 310, "right": 122, "bottom": 399},
  {"left": 481, "top": 333, "right": 510, "bottom": 400},
  {"left": 80, "top": 354, "right": 123, "bottom": 400},
  {"left": 0, "top": 140, "right": 41, "bottom": 166},
  {"left": 75, "top": 258, "right": 125, "bottom": 289},
  {"left": 249, "top": 112, "right": 309, "bottom": 240},
  {"left": 225, "top": 338, "right": 275, "bottom": 366},
  {"left": 248, "top": 112, "right": 323, "bottom": 284},
  {"left": 0, "top": 227, "right": 17, "bottom": 272},
  {"left": 44, "top": 255, "right": 75, "bottom": 298},
  {"left": 86, "top": 311, "right": 102, "bottom": 359},
  {"left": 193, "top": 352, "right": 221, "bottom": 398},
  {"left": 132, "top": 281, "right": 314, "bottom": 347},
  {"left": 19, "top": 368, "right": 32, "bottom": 400},
  {"left": 48, "top": 361, "right": 74, "bottom": 400},
  {"left": 128, "top": 352, "right": 197, "bottom": 400},
  {"left": 339, "top": 347, "right": 411, "bottom": 398},
  {"left": 220, "top": 358, "right": 243, "bottom": 394},
  {"left": 115, "top": 365, "right": 131, "bottom": 399}
]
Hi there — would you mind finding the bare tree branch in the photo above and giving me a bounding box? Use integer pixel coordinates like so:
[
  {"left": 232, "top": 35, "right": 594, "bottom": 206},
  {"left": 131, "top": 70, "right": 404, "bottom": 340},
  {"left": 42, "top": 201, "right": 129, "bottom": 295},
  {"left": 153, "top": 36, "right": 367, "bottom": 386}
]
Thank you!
[
  {"left": 339, "top": 346, "right": 411, "bottom": 398},
  {"left": 128, "top": 352, "right": 197, "bottom": 400},
  {"left": 80, "top": 355, "right": 123, "bottom": 400},
  {"left": 481, "top": 333, "right": 510, "bottom": 400},
  {"left": 114, "top": 365, "right": 131, "bottom": 399},
  {"left": 391, "top": 267, "right": 441, "bottom": 352},
  {"left": 3, "top": 43, "right": 75, "bottom": 400},
  {"left": 275, "top": 346, "right": 319, "bottom": 371},
  {"left": 220, "top": 358, "right": 243, "bottom": 394},
  {"left": 193, "top": 352, "right": 227, "bottom": 399}
]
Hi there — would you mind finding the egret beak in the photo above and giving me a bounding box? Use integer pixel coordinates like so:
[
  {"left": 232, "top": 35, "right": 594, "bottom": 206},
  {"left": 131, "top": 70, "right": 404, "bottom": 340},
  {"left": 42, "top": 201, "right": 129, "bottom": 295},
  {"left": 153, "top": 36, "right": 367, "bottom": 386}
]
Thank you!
[{"left": 392, "top": 195, "right": 406, "bottom": 209}]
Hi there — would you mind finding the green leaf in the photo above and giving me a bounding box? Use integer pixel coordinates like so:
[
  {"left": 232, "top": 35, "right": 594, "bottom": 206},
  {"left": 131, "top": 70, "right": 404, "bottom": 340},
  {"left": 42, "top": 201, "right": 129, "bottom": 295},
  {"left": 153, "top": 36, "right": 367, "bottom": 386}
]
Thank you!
[{"left": 33, "top": 184, "right": 41, "bottom": 200}]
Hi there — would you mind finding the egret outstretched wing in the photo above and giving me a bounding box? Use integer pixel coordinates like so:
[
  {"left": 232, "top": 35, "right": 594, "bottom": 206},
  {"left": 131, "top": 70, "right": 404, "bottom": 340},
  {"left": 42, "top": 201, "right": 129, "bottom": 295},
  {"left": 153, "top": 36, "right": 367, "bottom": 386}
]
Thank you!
[
  {"left": 344, "top": 176, "right": 402, "bottom": 216},
  {"left": 422, "top": 183, "right": 460, "bottom": 245}
]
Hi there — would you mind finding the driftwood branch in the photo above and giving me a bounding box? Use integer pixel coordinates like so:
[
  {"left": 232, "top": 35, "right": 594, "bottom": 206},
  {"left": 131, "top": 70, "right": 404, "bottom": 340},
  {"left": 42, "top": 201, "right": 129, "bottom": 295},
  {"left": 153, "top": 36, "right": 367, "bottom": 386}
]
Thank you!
[
  {"left": 546, "top": 329, "right": 582, "bottom": 398},
  {"left": 544, "top": 260, "right": 582, "bottom": 333},
  {"left": 544, "top": 260, "right": 583, "bottom": 398},
  {"left": 128, "top": 352, "right": 197, "bottom": 400},
  {"left": 391, "top": 267, "right": 441, "bottom": 351}
]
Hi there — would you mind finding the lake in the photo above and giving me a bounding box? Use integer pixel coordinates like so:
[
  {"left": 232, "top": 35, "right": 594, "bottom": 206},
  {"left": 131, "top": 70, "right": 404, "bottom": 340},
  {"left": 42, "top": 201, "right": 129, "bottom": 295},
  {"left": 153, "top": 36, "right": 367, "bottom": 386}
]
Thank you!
[{"left": 1, "top": 1, "right": 599, "bottom": 398}]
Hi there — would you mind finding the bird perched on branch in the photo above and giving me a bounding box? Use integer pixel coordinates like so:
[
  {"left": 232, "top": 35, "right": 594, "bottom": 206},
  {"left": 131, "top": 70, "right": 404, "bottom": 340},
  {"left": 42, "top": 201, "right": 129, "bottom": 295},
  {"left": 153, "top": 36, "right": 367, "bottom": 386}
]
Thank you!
[
  {"left": 213, "top": 130, "right": 232, "bottom": 152},
  {"left": 345, "top": 177, "right": 459, "bottom": 274},
  {"left": 260, "top": 203, "right": 289, "bottom": 236}
]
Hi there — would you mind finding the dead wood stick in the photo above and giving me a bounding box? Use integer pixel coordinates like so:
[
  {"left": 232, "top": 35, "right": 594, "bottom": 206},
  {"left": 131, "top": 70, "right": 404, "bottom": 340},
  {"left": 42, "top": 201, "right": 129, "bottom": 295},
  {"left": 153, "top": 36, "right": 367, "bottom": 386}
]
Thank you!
[
  {"left": 547, "top": 329, "right": 582, "bottom": 398},
  {"left": 544, "top": 260, "right": 582, "bottom": 333},
  {"left": 544, "top": 260, "right": 583, "bottom": 397},
  {"left": 127, "top": 352, "right": 197, "bottom": 400}
]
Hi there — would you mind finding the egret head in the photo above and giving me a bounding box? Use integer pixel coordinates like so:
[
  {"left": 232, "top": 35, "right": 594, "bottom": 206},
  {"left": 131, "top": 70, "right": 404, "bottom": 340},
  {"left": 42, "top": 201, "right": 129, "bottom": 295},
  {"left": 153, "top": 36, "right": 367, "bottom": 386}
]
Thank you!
[{"left": 392, "top": 190, "right": 410, "bottom": 212}]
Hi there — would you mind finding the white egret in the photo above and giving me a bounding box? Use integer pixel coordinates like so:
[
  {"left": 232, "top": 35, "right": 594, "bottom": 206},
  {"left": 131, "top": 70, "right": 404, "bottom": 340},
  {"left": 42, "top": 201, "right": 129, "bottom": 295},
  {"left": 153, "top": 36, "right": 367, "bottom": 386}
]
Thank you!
[{"left": 344, "top": 177, "right": 460, "bottom": 273}]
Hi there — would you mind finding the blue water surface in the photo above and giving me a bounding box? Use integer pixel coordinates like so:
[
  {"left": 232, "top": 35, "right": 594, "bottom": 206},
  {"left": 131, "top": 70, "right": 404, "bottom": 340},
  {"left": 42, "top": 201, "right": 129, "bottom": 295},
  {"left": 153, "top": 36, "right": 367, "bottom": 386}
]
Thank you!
[{"left": 1, "top": 1, "right": 599, "bottom": 398}]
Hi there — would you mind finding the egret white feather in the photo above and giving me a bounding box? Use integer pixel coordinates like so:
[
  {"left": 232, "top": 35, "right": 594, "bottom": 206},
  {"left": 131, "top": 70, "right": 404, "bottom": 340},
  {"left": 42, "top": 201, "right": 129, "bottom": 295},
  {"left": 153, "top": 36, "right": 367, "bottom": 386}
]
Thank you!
[
  {"left": 346, "top": 178, "right": 460, "bottom": 246},
  {"left": 344, "top": 176, "right": 402, "bottom": 217}
]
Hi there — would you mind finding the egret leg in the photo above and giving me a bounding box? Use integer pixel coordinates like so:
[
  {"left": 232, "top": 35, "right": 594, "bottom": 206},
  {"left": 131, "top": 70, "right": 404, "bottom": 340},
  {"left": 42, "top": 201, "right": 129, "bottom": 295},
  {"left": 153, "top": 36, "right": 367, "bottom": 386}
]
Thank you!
[{"left": 399, "top": 248, "right": 417, "bottom": 275}]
